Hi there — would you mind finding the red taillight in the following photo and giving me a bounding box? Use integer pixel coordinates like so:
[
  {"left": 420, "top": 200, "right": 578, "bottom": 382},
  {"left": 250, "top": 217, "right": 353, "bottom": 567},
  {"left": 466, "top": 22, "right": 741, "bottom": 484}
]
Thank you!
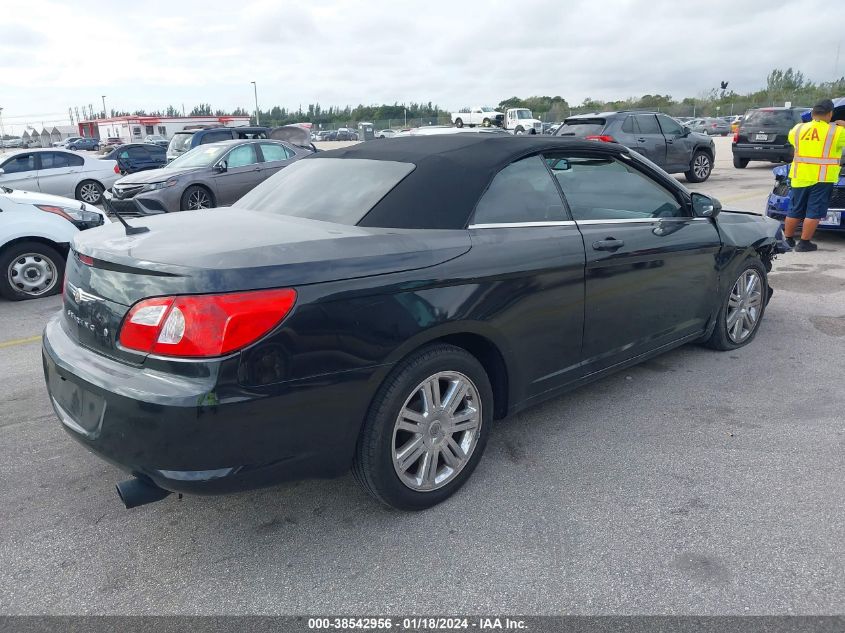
[
  {"left": 77, "top": 253, "right": 94, "bottom": 266},
  {"left": 712, "top": 123, "right": 717, "bottom": 127},
  {"left": 733, "top": 131, "right": 739, "bottom": 143},
  {"left": 118, "top": 288, "right": 297, "bottom": 357},
  {"left": 585, "top": 135, "right": 616, "bottom": 143},
  {"left": 113, "top": 164, "right": 121, "bottom": 174}
]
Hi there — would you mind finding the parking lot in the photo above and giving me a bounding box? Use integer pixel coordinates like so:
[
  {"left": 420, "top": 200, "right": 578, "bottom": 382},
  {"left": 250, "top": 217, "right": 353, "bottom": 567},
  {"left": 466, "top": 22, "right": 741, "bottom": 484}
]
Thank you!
[{"left": 1, "top": 136, "right": 843, "bottom": 615}]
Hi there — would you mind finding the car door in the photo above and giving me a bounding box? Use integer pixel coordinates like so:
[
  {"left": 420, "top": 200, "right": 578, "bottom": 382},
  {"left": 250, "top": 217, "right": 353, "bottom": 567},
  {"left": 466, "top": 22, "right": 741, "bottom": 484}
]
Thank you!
[
  {"left": 211, "top": 142, "right": 262, "bottom": 205},
  {"left": 633, "top": 114, "right": 667, "bottom": 167},
  {"left": 36, "top": 151, "right": 84, "bottom": 198},
  {"left": 256, "top": 142, "right": 295, "bottom": 179},
  {"left": 0, "top": 153, "right": 39, "bottom": 192},
  {"left": 546, "top": 150, "right": 721, "bottom": 374},
  {"left": 466, "top": 154, "right": 586, "bottom": 399},
  {"left": 657, "top": 114, "right": 690, "bottom": 172}
]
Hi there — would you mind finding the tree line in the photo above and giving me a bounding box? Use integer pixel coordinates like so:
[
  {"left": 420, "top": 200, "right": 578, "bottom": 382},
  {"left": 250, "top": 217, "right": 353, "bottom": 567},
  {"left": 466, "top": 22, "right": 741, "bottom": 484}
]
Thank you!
[{"left": 102, "top": 68, "right": 844, "bottom": 128}]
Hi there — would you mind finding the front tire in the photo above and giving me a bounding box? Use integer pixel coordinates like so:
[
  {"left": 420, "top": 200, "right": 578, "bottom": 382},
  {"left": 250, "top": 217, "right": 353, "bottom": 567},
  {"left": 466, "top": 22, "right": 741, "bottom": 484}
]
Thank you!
[
  {"left": 75, "top": 180, "right": 104, "bottom": 204},
  {"left": 514, "top": 126, "right": 525, "bottom": 135},
  {"left": 0, "top": 241, "right": 65, "bottom": 301},
  {"left": 353, "top": 344, "right": 493, "bottom": 511},
  {"left": 482, "top": 118, "right": 491, "bottom": 128},
  {"left": 733, "top": 156, "right": 749, "bottom": 169},
  {"left": 703, "top": 259, "right": 768, "bottom": 351},
  {"left": 684, "top": 150, "right": 712, "bottom": 183},
  {"left": 455, "top": 118, "right": 463, "bottom": 128},
  {"left": 180, "top": 185, "right": 215, "bottom": 211}
]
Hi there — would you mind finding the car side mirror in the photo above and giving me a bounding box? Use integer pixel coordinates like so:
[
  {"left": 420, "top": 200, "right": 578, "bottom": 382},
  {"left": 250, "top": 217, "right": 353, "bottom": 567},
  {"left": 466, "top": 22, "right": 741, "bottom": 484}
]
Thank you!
[
  {"left": 0, "top": 168, "right": 5, "bottom": 175},
  {"left": 682, "top": 126, "right": 691, "bottom": 136},
  {"left": 692, "top": 192, "right": 721, "bottom": 217},
  {"left": 214, "top": 161, "right": 228, "bottom": 173}
]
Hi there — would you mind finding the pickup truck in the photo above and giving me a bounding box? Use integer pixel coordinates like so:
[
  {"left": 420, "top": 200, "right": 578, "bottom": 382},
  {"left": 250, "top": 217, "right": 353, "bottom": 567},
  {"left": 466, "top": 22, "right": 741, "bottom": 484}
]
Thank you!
[
  {"left": 504, "top": 108, "right": 543, "bottom": 134},
  {"left": 451, "top": 106, "right": 505, "bottom": 128}
]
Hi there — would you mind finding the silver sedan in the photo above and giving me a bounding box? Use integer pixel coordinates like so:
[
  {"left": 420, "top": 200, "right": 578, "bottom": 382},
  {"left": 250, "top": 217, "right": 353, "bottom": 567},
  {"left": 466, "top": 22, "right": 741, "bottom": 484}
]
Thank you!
[{"left": 104, "top": 139, "right": 312, "bottom": 216}]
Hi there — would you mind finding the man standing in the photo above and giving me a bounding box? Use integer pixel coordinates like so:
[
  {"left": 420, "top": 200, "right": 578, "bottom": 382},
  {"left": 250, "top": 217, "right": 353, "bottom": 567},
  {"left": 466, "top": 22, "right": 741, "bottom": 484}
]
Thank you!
[{"left": 784, "top": 99, "right": 845, "bottom": 252}]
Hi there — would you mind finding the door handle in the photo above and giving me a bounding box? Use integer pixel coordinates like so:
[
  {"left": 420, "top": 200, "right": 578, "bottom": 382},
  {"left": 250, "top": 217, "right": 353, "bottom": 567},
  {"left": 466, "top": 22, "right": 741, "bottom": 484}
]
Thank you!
[
  {"left": 592, "top": 238, "right": 624, "bottom": 251},
  {"left": 637, "top": 137, "right": 646, "bottom": 143}
]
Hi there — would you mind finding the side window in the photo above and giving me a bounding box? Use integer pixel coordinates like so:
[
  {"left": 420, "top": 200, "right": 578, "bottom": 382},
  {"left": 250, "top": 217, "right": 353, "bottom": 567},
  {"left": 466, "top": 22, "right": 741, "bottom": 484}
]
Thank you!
[
  {"left": 657, "top": 115, "right": 683, "bottom": 136},
  {"left": 472, "top": 155, "right": 566, "bottom": 225},
  {"left": 145, "top": 126, "right": 154, "bottom": 135},
  {"left": 621, "top": 116, "right": 638, "bottom": 134},
  {"left": 636, "top": 115, "right": 661, "bottom": 134},
  {"left": 127, "top": 146, "right": 149, "bottom": 159},
  {"left": 158, "top": 126, "right": 166, "bottom": 135},
  {"left": 1, "top": 154, "right": 36, "bottom": 174},
  {"left": 547, "top": 154, "right": 685, "bottom": 221},
  {"left": 201, "top": 131, "right": 234, "bottom": 144},
  {"left": 224, "top": 144, "right": 258, "bottom": 168},
  {"left": 259, "top": 143, "right": 291, "bottom": 162},
  {"left": 40, "top": 152, "right": 74, "bottom": 169}
]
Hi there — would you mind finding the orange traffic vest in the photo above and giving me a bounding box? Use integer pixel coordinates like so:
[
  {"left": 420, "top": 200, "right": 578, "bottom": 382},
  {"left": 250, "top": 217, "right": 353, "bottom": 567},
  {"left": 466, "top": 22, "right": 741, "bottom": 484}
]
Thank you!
[{"left": 788, "top": 120, "right": 843, "bottom": 186}]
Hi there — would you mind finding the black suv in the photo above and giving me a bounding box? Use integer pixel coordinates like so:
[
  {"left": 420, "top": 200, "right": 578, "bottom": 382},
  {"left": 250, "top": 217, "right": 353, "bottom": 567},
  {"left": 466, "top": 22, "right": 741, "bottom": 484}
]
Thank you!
[
  {"left": 731, "top": 107, "right": 807, "bottom": 168},
  {"left": 166, "top": 126, "right": 270, "bottom": 162},
  {"left": 555, "top": 111, "right": 716, "bottom": 182}
]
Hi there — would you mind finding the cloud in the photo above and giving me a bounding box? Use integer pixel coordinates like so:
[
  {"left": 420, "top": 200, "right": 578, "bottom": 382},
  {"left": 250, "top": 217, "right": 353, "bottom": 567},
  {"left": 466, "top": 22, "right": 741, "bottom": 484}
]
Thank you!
[{"left": 1, "top": 0, "right": 842, "bottom": 133}]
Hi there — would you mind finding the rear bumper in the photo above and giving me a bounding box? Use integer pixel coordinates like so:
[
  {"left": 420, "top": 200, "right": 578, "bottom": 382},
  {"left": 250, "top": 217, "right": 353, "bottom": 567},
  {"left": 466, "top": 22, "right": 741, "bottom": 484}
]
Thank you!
[
  {"left": 42, "top": 315, "right": 379, "bottom": 495},
  {"left": 733, "top": 144, "right": 793, "bottom": 161},
  {"left": 765, "top": 192, "right": 845, "bottom": 231}
]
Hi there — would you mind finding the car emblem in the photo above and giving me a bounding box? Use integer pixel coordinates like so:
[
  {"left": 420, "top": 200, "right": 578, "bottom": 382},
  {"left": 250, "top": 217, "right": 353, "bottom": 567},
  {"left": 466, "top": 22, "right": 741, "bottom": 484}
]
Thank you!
[{"left": 67, "top": 282, "right": 102, "bottom": 304}]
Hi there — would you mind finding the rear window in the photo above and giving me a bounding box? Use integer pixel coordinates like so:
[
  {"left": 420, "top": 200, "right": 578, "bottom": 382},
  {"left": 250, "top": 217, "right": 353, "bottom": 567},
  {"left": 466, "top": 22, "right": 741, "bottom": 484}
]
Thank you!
[
  {"left": 200, "top": 130, "right": 234, "bottom": 144},
  {"left": 168, "top": 132, "right": 195, "bottom": 153},
  {"left": 234, "top": 158, "right": 415, "bottom": 225},
  {"left": 743, "top": 110, "right": 801, "bottom": 127},
  {"left": 556, "top": 119, "right": 606, "bottom": 137}
]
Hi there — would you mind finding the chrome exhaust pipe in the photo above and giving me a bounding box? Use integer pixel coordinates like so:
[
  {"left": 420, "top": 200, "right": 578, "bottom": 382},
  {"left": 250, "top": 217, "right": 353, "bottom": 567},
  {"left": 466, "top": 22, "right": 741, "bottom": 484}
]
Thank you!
[{"left": 115, "top": 477, "right": 171, "bottom": 509}]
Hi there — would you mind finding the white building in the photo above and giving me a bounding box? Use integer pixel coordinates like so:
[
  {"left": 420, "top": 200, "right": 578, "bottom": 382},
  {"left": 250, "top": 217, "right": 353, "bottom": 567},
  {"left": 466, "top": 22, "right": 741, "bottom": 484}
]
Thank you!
[{"left": 78, "top": 115, "right": 252, "bottom": 143}]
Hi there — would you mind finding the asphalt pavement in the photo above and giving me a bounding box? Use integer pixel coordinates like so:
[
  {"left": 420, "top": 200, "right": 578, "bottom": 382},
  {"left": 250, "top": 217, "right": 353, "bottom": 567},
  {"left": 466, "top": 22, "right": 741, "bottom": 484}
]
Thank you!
[{"left": 0, "top": 137, "right": 843, "bottom": 615}]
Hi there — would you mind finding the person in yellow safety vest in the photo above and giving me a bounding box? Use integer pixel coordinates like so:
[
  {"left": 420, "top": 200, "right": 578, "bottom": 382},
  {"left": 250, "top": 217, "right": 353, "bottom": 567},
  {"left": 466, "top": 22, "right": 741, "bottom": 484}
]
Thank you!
[{"left": 784, "top": 99, "right": 845, "bottom": 252}]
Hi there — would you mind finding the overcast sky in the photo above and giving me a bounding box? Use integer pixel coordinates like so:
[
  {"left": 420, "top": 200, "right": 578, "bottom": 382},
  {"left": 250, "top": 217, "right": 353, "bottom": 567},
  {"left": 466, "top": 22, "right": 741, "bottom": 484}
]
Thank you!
[{"left": 1, "top": 0, "right": 843, "bottom": 133}]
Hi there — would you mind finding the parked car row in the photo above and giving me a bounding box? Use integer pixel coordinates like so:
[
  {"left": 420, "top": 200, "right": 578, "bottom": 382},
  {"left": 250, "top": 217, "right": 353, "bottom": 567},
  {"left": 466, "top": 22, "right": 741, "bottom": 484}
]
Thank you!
[{"left": 314, "top": 128, "right": 361, "bottom": 141}]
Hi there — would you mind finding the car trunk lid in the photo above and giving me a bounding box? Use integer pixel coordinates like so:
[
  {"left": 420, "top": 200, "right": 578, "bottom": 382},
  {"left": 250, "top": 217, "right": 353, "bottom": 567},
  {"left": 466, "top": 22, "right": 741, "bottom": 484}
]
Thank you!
[{"left": 64, "top": 209, "right": 471, "bottom": 360}]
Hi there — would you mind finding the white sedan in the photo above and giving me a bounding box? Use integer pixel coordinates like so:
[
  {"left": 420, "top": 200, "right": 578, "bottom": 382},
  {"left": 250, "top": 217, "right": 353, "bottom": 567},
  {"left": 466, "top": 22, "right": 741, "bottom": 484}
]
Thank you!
[
  {"left": 0, "top": 186, "right": 107, "bottom": 300},
  {"left": 0, "top": 149, "right": 121, "bottom": 205}
]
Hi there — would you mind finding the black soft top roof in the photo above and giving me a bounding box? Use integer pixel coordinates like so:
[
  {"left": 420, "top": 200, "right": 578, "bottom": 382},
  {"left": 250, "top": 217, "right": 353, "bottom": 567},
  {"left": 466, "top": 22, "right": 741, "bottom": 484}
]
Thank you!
[{"left": 315, "top": 135, "right": 628, "bottom": 229}]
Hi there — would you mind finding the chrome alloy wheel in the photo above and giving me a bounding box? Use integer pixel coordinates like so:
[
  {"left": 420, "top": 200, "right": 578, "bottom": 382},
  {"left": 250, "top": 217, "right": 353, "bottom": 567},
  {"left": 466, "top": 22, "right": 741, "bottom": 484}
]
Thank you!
[
  {"left": 78, "top": 182, "right": 102, "bottom": 203},
  {"left": 187, "top": 188, "right": 212, "bottom": 210},
  {"left": 693, "top": 154, "right": 712, "bottom": 180},
  {"left": 8, "top": 252, "right": 58, "bottom": 297},
  {"left": 391, "top": 371, "right": 482, "bottom": 492},
  {"left": 726, "top": 269, "right": 763, "bottom": 344}
]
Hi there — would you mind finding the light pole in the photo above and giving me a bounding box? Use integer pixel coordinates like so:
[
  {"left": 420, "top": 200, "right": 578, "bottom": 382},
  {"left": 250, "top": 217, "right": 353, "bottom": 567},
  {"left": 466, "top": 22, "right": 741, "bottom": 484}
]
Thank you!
[
  {"left": 0, "top": 107, "right": 5, "bottom": 153},
  {"left": 251, "top": 82, "right": 259, "bottom": 125},
  {"left": 101, "top": 95, "right": 107, "bottom": 118}
]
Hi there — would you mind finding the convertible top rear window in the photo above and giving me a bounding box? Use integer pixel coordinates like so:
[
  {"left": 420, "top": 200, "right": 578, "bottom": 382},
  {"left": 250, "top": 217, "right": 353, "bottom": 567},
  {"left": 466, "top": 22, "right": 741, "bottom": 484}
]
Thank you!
[{"left": 234, "top": 158, "right": 415, "bottom": 225}]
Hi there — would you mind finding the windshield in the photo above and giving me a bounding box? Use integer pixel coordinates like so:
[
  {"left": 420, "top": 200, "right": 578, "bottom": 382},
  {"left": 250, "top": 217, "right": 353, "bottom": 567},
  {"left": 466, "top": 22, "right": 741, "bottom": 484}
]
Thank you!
[
  {"left": 556, "top": 119, "right": 606, "bottom": 136},
  {"left": 166, "top": 145, "right": 227, "bottom": 169},
  {"left": 743, "top": 110, "right": 801, "bottom": 127},
  {"left": 168, "top": 132, "right": 195, "bottom": 153},
  {"left": 515, "top": 110, "right": 532, "bottom": 119},
  {"left": 234, "top": 158, "right": 415, "bottom": 225},
  {"left": 481, "top": 106, "right": 496, "bottom": 112}
]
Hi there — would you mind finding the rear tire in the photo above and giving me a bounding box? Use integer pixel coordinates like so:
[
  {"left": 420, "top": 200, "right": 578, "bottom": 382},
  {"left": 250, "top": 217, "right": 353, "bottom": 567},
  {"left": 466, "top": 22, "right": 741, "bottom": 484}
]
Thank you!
[
  {"left": 75, "top": 180, "right": 104, "bottom": 205},
  {"left": 684, "top": 150, "right": 712, "bottom": 183},
  {"left": 353, "top": 344, "right": 493, "bottom": 511},
  {"left": 733, "top": 156, "right": 749, "bottom": 169},
  {"left": 0, "top": 241, "right": 65, "bottom": 301},
  {"left": 482, "top": 118, "right": 491, "bottom": 128},
  {"left": 703, "top": 259, "right": 768, "bottom": 351}
]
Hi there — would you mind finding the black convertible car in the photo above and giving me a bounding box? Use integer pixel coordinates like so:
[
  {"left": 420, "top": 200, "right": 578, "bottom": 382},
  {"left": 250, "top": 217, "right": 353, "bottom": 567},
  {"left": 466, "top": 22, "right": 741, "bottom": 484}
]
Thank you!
[{"left": 42, "top": 136, "right": 786, "bottom": 511}]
